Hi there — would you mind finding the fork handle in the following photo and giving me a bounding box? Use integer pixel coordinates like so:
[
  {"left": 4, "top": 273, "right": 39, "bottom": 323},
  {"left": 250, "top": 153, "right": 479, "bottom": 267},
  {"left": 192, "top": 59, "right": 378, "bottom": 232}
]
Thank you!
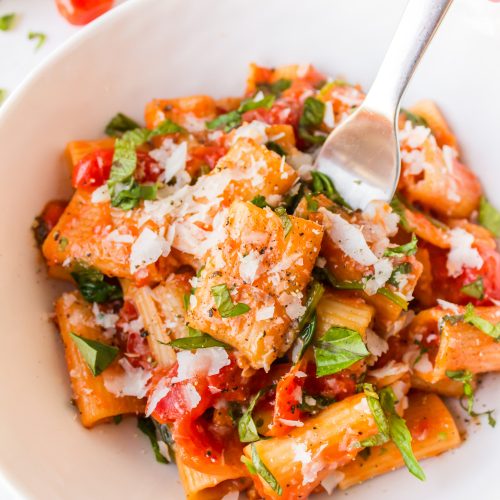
[{"left": 363, "top": 0, "right": 453, "bottom": 118}]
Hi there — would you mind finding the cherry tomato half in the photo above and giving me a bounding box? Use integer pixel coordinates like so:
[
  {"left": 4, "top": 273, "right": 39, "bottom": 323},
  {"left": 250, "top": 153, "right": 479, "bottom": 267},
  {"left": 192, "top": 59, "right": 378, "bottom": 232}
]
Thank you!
[
  {"left": 72, "top": 149, "right": 114, "bottom": 189},
  {"left": 55, "top": 0, "right": 114, "bottom": 26}
]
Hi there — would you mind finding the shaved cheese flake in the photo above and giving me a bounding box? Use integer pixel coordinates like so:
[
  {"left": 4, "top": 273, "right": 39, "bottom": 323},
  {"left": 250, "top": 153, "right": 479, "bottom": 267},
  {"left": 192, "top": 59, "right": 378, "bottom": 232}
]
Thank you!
[
  {"left": 437, "top": 299, "right": 460, "bottom": 313},
  {"left": 364, "top": 258, "right": 393, "bottom": 295},
  {"left": 256, "top": 305, "right": 275, "bottom": 321},
  {"left": 239, "top": 250, "right": 262, "bottom": 284},
  {"left": 398, "top": 120, "right": 430, "bottom": 148},
  {"left": 232, "top": 120, "right": 268, "bottom": 145},
  {"left": 172, "top": 347, "right": 230, "bottom": 383},
  {"left": 321, "top": 471, "right": 345, "bottom": 495},
  {"left": 369, "top": 360, "right": 409, "bottom": 379},
  {"left": 323, "top": 100, "right": 335, "bottom": 128},
  {"left": 320, "top": 208, "right": 377, "bottom": 266},
  {"left": 91, "top": 184, "right": 111, "bottom": 203},
  {"left": 91, "top": 302, "right": 119, "bottom": 330},
  {"left": 183, "top": 383, "right": 201, "bottom": 410},
  {"left": 103, "top": 358, "right": 151, "bottom": 398},
  {"left": 365, "top": 328, "right": 389, "bottom": 357},
  {"left": 145, "top": 377, "right": 170, "bottom": 417},
  {"left": 446, "top": 228, "right": 483, "bottom": 278},
  {"left": 414, "top": 352, "right": 433, "bottom": 373},
  {"left": 279, "top": 292, "right": 306, "bottom": 321},
  {"left": 279, "top": 418, "right": 304, "bottom": 427},
  {"left": 130, "top": 228, "right": 171, "bottom": 273},
  {"left": 105, "top": 230, "right": 134, "bottom": 244}
]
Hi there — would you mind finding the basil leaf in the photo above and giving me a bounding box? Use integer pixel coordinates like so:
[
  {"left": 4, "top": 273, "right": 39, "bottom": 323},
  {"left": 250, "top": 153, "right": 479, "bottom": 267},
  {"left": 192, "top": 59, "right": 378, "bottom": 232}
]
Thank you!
[
  {"left": 266, "top": 141, "right": 286, "bottom": 157},
  {"left": 152, "top": 119, "right": 184, "bottom": 136},
  {"left": 463, "top": 303, "right": 500, "bottom": 340},
  {"left": 70, "top": 332, "right": 119, "bottom": 376},
  {"left": 384, "top": 234, "right": 418, "bottom": 257},
  {"left": 313, "top": 267, "right": 364, "bottom": 291},
  {"left": 251, "top": 195, "right": 269, "bottom": 208},
  {"left": 137, "top": 417, "right": 169, "bottom": 464},
  {"left": 0, "top": 13, "right": 16, "bottom": 31},
  {"left": 460, "top": 277, "right": 484, "bottom": 300},
  {"left": 168, "top": 334, "right": 231, "bottom": 350},
  {"left": 0, "top": 88, "right": 7, "bottom": 105},
  {"left": 310, "top": 171, "right": 350, "bottom": 208},
  {"left": 256, "top": 78, "right": 291, "bottom": 96},
  {"left": 387, "top": 262, "right": 412, "bottom": 287},
  {"left": 105, "top": 112, "right": 140, "bottom": 137},
  {"left": 401, "top": 109, "right": 428, "bottom": 127},
  {"left": 238, "top": 388, "right": 268, "bottom": 443},
  {"left": 206, "top": 111, "right": 241, "bottom": 132},
  {"left": 239, "top": 94, "right": 275, "bottom": 113},
  {"left": 362, "top": 383, "right": 390, "bottom": 440},
  {"left": 292, "top": 313, "right": 317, "bottom": 363},
  {"left": 242, "top": 444, "right": 283, "bottom": 495},
  {"left": 109, "top": 139, "right": 137, "bottom": 185},
  {"left": 314, "top": 327, "right": 369, "bottom": 377},
  {"left": 376, "top": 287, "right": 409, "bottom": 311},
  {"left": 28, "top": 32, "right": 46, "bottom": 50},
  {"left": 300, "top": 96, "right": 325, "bottom": 128},
  {"left": 211, "top": 284, "right": 250, "bottom": 318},
  {"left": 274, "top": 206, "right": 292, "bottom": 237},
  {"left": 298, "top": 280, "right": 324, "bottom": 330},
  {"left": 478, "top": 196, "right": 500, "bottom": 237},
  {"left": 71, "top": 265, "right": 123, "bottom": 303},
  {"left": 379, "top": 388, "right": 426, "bottom": 481}
]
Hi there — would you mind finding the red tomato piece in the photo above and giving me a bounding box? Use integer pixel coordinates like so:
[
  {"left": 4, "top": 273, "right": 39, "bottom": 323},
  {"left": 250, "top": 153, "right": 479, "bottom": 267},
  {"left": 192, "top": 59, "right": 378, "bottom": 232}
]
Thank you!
[
  {"left": 72, "top": 149, "right": 114, "bottom": 189},
  {"left": 134, "top": 151, "right": 162, "bottom": 183},
  {"left": 241, "top": 99, "right": 301, "bottom": 128},
  {"left": 40, "top": 200, "right": 68, "bottom": 230},
  {"left": 304, "top": 362, "right": 357, "bottom": 401},
  {"left": 267, "top": 363, "right": 306, "bottom": 437},
  {"left": 55, "top": 0, "right": 114, "bottom": 25}
]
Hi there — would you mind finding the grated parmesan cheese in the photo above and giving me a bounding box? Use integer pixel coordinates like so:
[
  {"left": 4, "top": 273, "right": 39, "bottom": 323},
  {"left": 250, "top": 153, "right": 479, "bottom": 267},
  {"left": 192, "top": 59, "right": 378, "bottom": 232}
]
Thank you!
[
  {"left": 446, "top": 227, "right": 483, "bottom": 277},
  {"left": 130, "top": 228, "right": 171, "bottom": 273},
  {"left": 145, "top": 376, "right": 170, "bottom": 417},
  {"left": 321, "top": 471, "right": 345, "bottom": 495},
  {"left": 256, "top": 305, "right": 275, "bottom": 321},
  {"left": 91, "top": 184, "right": 111, "bottom": 203},
  {"left": 239, "top": 250, "right": 262, "bottom": 284},
  {"left": 103, "top": 358, "right": 151, "bottom": 399},
  {"left": 172, "top": 347, "right": 230, "bottom": 383},
  {"left": 320, "top": 208, "right": 377, "bottom": 266}
]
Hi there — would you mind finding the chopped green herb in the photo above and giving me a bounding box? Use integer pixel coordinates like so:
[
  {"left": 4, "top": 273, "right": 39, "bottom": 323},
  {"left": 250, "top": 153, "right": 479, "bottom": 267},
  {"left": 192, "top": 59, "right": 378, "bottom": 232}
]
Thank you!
[
  {"left": 298, "top": 280, "right": 324, "bottom": 330},
  {"left": 239, "top": 94, "right": 275, "bottom": 113},
  {"left": 71, "top": 264, "right": 122, "bottom": 303},
  {"left": 384, "top": 234, "right": 418, "bottom": 257},
  {"left": 313, "top": 267, "right": 364, "bottom": 291},
  {"left": 211, "top": 284, "right": 250, "bottom": 318},
  {"left": 0, "top": 88, "right": 6, "bottom": 105},
  {"left": 0, "top": 13, "right": 16, "bottom": 31},
  {"left": 168, "top": 334, "right": 231, "bottom": 350},
  {"left": 206, "top": 94, "right": 274, "bottom": 132},
  {"left": 137, "top": 417, "right": 169, "bottom": 464},
  {"left": 305, "top": 194, "right": 319, "bottom": 212},
  {"left": 256, "top": 78, "right": 291, "bottom": 96},
  {"left": 310, "top": 171, "right": 350, "bottom": 208},
  {"left": 105, "top": 112, "right": 140, "bottom": 137},
  {"left": 206, "top": 111, "right": 241, "bottom": 132},
  {"left": 58, "top": 236, "right": 69, "bottom": 250},
  {"left": 460, "top": 277, "right": 484, "bottom": 300},
  {"left": 377, "top": 287, "right": 409, "bottom": 311},
  {"left": 251, "top": 195, "right": 269, "bottom": 208},
  {"left": 241, "top": 444, "right": 282, "bottom": 495},
  {"left": 463, "top": 303, "right": 500, "bottom": 340},
  {"left": 314, "top": 326, "right": 369, "bottom": 377},
  {"left": 299, "top": 97, "right": 326, "bottom": 145},
  {"left": 299, "top": 392, "right": 335, "bottom": 414},
  {"left": 238, "top": 387, "right": 269, "bottom": 443},
  {"left": 183, "top": 293, "right": 190, "bottom": 311},
  {"left": 70, "top": 333, "right": 119, "bottom": 376},
  {"left": 274, "top": 206, "right": 292, "bottom": 237},
  {"left": 401, "top": 109, "right": 428, "bottom": 127},
  {"left": 113, "top": 415, "right": 123, "bottom": 425},
  {"left": 446, "top": 369, "right": 475, "bottom": 415},
  {"left": 390, "top": 196, "right": 412, "bottom": 232},
  {"left": 478, "top": 196, "right": 500, "bottom": 237},
  {"left": 28, "top": 32, "right": 46, "bottom": 50},
  {"left": 361, "top": 384, "right": 389, "bottom": 445},
  {"left": 387, "top": 262, "right": 412, "bottom": 287},
  {"left": 266, "top": 141, "right": 286, "bottom": 157},
  {"left": 292, "top": 313, "right": 317, "bottom": 363}
]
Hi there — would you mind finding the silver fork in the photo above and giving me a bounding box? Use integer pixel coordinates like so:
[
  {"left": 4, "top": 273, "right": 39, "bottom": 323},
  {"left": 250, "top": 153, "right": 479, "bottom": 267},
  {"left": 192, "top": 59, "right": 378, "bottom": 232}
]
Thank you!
[{"left": 314, "top": 0, "right": 453, "bottom": 210}]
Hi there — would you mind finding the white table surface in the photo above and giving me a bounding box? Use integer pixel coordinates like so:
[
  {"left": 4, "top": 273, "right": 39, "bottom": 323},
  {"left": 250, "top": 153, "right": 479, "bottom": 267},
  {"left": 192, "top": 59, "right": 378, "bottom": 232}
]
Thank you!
[{"left": 0, "top": 2, "right": 124, "bottom": 497}]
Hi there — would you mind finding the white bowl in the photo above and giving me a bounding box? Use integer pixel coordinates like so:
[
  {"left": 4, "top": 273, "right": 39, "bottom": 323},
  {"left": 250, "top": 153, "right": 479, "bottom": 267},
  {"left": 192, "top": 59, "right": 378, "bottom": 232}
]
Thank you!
[{"left": 0, "top": 0, "right": 499, "bottom": 498}]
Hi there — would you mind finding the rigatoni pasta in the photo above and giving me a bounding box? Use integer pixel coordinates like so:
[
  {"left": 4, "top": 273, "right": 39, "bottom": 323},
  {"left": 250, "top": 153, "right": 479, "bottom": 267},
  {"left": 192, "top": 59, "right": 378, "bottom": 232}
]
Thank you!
[{"left": 34, "top": 62, "right": 500, "bottom": 499}]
